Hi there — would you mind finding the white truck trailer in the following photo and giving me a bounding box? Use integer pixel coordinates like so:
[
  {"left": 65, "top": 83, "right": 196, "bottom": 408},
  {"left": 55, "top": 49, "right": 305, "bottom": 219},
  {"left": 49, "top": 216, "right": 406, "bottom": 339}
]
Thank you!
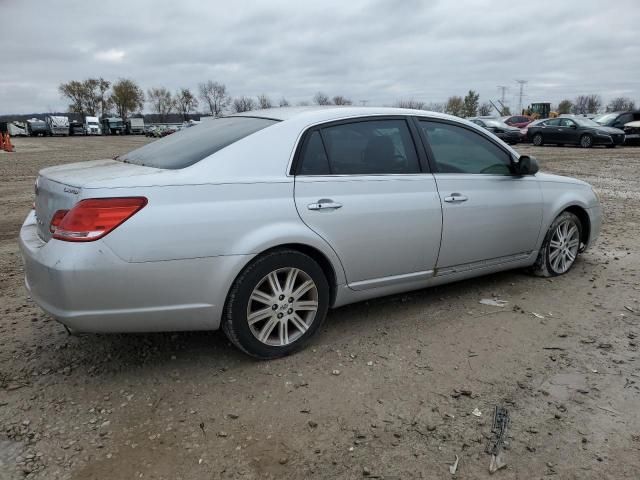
[{"left": 46, "top": 116, "right": 70, "bottom": 136}]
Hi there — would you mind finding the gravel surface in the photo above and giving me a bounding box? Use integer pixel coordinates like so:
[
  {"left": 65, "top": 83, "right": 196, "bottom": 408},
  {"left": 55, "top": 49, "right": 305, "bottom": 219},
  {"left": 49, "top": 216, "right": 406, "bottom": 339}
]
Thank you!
[{"left": 1, "top": 136, "right": 639, "bottom": 479}]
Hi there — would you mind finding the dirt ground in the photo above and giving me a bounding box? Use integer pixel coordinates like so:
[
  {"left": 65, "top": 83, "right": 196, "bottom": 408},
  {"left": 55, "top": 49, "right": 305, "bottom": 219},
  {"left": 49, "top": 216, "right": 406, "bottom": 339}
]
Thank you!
[{"left": 1, "top": 136, "right": 639, "bottom": 480}]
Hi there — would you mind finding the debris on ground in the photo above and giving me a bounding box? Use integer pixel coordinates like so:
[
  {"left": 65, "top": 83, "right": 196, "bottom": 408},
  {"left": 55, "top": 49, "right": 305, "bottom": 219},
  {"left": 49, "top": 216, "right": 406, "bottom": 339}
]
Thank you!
[
  {"left": 449, "top": 454, "right": 459, "bottom": 475},
  {"left": 480, "top": 299, "right": 508, "bottom": 307},
  {"left": 472, "top": 407, "right": 482, "bottom": 417},
  {"left": 486, "top": 406, "right": 510, "bottom": 474}
]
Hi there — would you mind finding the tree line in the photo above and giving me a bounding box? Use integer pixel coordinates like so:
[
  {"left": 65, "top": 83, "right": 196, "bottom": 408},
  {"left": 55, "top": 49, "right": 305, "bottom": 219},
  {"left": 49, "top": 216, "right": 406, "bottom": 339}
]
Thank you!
[
  {"left": 58, "top": 77, "right": 358, "bottom": 122},
  {"left": 58, "top": 78, "right": 637, "bottom": 122}
]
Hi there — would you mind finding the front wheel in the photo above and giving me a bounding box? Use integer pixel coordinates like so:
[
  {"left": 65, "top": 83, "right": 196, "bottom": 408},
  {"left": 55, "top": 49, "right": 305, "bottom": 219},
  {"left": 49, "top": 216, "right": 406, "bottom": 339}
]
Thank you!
[
  {"left": 532, "top": 133, "right": 544, "bottom": 146},
  {"left": 580, "top": 134, "right": 593, "bottom": 148},
  {"left": 531, "top": 212, "right": 582, "bottom": 277},
  {"left": 222, "top": 250, "right": 329, "bottom": 359}
]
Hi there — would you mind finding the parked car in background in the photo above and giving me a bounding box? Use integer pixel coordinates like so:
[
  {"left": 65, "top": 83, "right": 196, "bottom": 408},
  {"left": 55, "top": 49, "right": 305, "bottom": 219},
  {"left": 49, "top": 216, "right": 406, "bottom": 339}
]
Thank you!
[
  {"left": 468, "top": 117, "right": 521, "bottom": 144},
  {"left": 69, "top": 121, "right": 86, "bottom": 136},
  {"left": 26, "top": 118, "right": 48, "bottom": 137},
  {"left": 622, "top": 121, "right": 640, "bottom": 145},
  {"left": 20, "top": 107, "right": 601, "bottom": 359},
  {"left": 594, "top": 111, "right": 640, "bottom": 145},
  {"left": 126, "top": 118, "right": 145, "bottom": 135},
  {"left": 502, "top": 115, "right": 533, "bottom": 128},
  {"left": 101, "top": 117, "right": 124, "bottom": 135},
  {"left": 46, "top": 116, "right": 70, "bottom": 136},
  {"left": 528, "top": 117, "right": 625, "bottom": 148},
  {"left": 520, "top": 119, "right": 546, "bottom": 142},
  {"left": 84, "top": 116, "right": 101, "bottom": 135}
]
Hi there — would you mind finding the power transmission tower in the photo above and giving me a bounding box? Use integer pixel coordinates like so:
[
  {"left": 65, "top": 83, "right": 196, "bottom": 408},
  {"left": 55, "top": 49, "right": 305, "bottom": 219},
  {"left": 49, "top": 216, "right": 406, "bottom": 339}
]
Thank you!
[
  {"left": 516, "top": 80, "right": 527, "bottom": 115},
  {"left": 359, "top": 100, "right": 369, "bottom": 106}
]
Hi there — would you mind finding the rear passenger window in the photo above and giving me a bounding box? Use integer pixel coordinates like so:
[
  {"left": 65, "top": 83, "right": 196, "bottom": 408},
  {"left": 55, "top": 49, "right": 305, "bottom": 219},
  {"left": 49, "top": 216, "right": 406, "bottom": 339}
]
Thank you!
[
  {"left": 420, "top": 121, "right": 512, "bottom": 175},
  {"left": 298, "top": 119, "right": 420, "bottom": 175},
  {"left": 298, "top": 131, "right": 330, "bottom": 175}
]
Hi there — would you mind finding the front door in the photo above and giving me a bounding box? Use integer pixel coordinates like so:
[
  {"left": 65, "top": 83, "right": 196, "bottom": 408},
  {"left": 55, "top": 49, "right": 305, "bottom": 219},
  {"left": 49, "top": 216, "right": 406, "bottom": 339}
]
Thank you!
[
  {"left": 293, "top": 118, "right": 443, "bottom": 289},
  {"left": 417, "top": 119, "right": 543, "bottom": 272}
]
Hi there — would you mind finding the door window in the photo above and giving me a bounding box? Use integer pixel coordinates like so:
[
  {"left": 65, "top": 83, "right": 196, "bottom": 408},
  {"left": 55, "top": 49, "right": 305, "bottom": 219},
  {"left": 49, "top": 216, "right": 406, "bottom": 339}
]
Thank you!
[
  {"left": 301, "top": 119, "right": 420, "bottom": 175},
  {"left": 298, "top": 131, "right": 330, "bottom": 175},
  {"left": 419, "top": 121, "right": 512, "bottom": 175},
  {"left": 559, "top": 118, "right": 576, "bottom": 127}
]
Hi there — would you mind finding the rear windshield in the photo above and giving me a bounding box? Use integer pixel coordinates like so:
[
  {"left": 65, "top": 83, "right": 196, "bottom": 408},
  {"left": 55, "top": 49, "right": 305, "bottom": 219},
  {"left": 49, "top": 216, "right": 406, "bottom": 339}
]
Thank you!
[{"left": 118, "top": 116, "right": 278, "bottom": 169}]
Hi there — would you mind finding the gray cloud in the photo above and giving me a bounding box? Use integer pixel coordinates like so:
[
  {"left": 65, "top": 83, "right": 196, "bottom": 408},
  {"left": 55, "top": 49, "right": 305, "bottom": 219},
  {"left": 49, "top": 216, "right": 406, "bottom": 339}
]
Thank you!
[{"left": 2, "top": 0, "right": 639, "bottom": 114}]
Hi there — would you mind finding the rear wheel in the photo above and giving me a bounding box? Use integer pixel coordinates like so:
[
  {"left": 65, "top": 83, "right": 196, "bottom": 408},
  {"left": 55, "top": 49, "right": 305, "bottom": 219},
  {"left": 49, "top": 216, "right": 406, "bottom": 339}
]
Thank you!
[
  {"left": 532, "top": 133, "right": 544, "bottom": 146},
  {"left": 580, "top": 134, "right": 593, "bottom": 148},
  {"left": 531, "top": 211, "right": 582, "bottom": 277},
  {"left": 222, "top": 250, "right": 329, "bottom": 359}
]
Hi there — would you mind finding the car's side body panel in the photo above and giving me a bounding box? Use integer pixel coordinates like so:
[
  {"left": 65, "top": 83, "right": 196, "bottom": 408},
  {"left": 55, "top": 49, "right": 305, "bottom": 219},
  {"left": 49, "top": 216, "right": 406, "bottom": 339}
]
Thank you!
[{"left": 18, "top": 107, "right": 602, "bottom": 335}]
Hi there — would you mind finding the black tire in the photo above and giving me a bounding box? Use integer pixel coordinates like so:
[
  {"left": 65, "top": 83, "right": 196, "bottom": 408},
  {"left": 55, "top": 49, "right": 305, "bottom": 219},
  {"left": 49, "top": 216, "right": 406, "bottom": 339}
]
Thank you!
[
  {"left": 580, "top": 134, "right": 593, "bottom": 148},
  {"left": 557, "top": 144, "right": 564, "bottom": 147},
  {"left": 530, "top": 211, "right": 583, "bottom": 277},
  {"left": 222, "top": 249, "right": 330, "bottom": 359},
  {"left": 532, "top": 133, "right": 544, "bottom": 146}
]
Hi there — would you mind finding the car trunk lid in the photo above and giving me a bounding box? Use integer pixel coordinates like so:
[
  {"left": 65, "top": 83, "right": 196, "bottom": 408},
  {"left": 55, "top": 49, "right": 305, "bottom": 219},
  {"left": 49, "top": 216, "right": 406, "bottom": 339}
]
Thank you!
[{"left": 35, "top": 159, "right": 161, "bottom": 242}]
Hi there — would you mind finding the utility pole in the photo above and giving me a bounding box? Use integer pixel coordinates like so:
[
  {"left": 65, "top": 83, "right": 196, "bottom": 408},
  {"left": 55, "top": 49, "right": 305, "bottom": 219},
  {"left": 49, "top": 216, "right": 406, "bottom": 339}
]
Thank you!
[
  {"left": 516, "top": 80, "right": 527, "bottom": 115},
  {"left": 497, "top": 85, "right": 508, "bottom": 106},
  {"left": 359, "top": 100, "right": 369, "bottom": 107}
]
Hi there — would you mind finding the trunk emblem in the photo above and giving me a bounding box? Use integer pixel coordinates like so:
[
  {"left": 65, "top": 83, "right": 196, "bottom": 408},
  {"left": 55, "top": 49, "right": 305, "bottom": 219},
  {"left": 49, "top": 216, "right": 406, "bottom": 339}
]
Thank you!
[{"left": 64, "top": 187, "right": 79, "bottom": 195}]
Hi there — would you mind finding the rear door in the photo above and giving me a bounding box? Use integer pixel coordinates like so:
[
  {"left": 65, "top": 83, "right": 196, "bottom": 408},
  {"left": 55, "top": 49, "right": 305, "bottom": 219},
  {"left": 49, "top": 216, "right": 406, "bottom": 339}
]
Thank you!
[
  {"left": 416, "top": 119, "right": 542, "bottom": 272},
  {"left": 293, "top": 117, "right": 442, "bottom": 289}
]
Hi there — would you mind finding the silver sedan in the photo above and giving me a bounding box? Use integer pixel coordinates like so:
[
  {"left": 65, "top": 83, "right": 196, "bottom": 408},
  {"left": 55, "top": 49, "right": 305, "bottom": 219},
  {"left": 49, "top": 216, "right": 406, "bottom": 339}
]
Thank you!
[{"left": 19, "top": 107, "right": 601, "bottom": 359}]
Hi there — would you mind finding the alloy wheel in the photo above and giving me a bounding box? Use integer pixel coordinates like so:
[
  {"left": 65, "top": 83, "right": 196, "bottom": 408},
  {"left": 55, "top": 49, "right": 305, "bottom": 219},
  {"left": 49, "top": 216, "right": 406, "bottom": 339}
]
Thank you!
[
  {"left": 548, "top": 219, "right": 580, "bottom": 274},
  {"left": 533, "top": 134, "right": 543, "bottom": 146},
  {"left": 247, "top": 267, "right": 319, "bottom": 346},
  {"left": 580, "top": 135, "right": 592, "bottom": 148}
]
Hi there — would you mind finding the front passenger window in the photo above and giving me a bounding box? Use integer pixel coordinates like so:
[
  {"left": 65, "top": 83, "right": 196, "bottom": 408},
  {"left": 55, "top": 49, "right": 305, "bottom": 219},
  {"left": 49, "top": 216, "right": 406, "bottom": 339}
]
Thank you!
[{"left": 419, "top": 121, "right": 512, "bottom": 175}]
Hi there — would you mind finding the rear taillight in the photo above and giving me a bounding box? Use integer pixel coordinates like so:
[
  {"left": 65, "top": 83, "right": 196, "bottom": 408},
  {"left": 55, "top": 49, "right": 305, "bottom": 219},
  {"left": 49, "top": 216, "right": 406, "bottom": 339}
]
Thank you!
[
  {"left": 49, "top": 209, "right": 69, "bottom": 233},
  {"left": 52, "top": 197, "right": 147, "bottom": 242}
]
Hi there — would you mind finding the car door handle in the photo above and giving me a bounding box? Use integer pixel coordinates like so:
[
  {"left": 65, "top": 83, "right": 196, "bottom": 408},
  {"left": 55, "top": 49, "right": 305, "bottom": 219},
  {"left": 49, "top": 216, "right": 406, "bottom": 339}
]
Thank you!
[
  {"left": 308, "top": 200, "right": 343, "bottom": 210},
  {"left": 444, "top": 193, "right": 468, "bottom": 203}
]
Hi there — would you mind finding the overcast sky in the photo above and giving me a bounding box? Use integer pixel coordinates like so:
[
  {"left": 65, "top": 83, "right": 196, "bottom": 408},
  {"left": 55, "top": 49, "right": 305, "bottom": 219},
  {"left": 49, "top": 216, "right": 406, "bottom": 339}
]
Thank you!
[{"left": 2, "top": 0, "right": 639, "bottom": 114}]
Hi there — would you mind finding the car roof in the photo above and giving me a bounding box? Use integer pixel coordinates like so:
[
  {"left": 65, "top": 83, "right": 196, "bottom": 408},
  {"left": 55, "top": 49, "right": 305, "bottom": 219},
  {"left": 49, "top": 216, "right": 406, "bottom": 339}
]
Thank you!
[{"left": 230, "top": 106, "right": 460, "bottom": 124}]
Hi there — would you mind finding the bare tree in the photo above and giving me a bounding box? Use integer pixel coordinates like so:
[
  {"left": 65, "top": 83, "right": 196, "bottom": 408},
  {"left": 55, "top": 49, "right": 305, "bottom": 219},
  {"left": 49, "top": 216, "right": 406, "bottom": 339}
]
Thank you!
[
  {"left": 557, "top": 99, "right": 573, "bottom": 114},
  {"left": 478, "top": 102, "right": 493, "bottom": 116},
  {"left": 58, "top": 77, "right": 112, "bottom": 117},
  {"left": 175, "top": 88, "right": 199, "bottom": 121},
  {"left": 607, "top": 96, "right": 635, "bottom": 112},
  {"left": 426, "top": 102, "right": 446, "bottom": 113},
  {"left": 279, "top": 97, "right": 290, "bottom": 107},
  {"left": 444, "top": 96, "right": 464, "bottom": 117},
  {"left": 232, "top": 96, "right": 256, "bottom": 113},
  {"left": 257, "top": 94, "right": 273, "bottom": 109},
  {"left": 110, "top": 78, "right": 144, "bottom": 121},
  {"left": 313, "top": 92, "right": 332, "bottom": 105},
  {"left": 198, "top": 80, "right": 230, "bottom": 117},
  {"left": 573, "top": 94, "right": 602, "bottom": 114},
  {"left": 332, "top": 95, "right": 352, "bottom": 105},
  {"left": 146, "top": 87, "right": 175, "bottom": 122},
  {"left": 394, "top": 99, "right": 426, "bottom": 109}
]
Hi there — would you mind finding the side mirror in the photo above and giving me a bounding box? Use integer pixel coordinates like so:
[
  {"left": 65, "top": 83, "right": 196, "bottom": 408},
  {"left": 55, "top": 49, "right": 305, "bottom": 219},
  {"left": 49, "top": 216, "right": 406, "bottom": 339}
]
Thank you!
[
  {"left": 570, "top": 124, "right": 577, "bottom": 129},
  {"left": 515, "top": 155, "right": 539, "bottom": 175}
]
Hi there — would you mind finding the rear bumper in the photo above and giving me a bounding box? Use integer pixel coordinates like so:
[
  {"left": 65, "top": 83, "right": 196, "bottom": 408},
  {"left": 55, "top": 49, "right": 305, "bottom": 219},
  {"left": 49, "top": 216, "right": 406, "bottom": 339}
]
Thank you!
[{"left": 19, "top": 210, "right": 251, "bottom": 333}]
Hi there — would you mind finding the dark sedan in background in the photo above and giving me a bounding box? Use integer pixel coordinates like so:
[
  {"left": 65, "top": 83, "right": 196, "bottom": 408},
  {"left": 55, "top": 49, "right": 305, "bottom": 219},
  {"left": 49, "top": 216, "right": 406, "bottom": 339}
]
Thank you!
[
  {"left": 594, "top": 111, "right": 640, "bottom": 145},
  {"left": 528, "top": 117, "right": 625, "bottom": 148},
  {"left": 468, "top": 117, "right": 521, "bottom": 144}
]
